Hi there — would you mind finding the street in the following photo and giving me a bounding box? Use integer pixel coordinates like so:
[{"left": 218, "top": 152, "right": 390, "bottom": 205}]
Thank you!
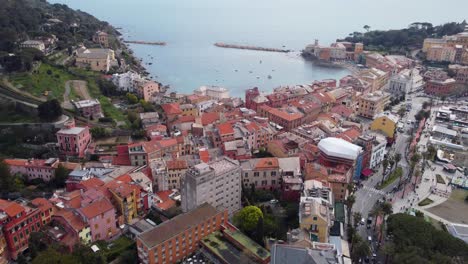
[{"left": 351, "top": 92, "right": 428, "bottom": 258}]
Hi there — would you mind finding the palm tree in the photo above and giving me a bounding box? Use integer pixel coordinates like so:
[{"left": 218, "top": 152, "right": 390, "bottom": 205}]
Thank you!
[
  {"left": 363, "top": 25, "right": 371, "bottom": 32},
  {"left": 394, "top": 153, "right": 401, "bottom": 167},
  {"left": 353, "top": 212, "right": 362, "bottom": 229},
  {"left": 370, "top": 205, "right": 383, "bottom": 230},
  {"left": 345, "top": 195, "right": 356, "bottom": 222},
  {"left": 381, "top": 242, "right": 395, "bottom": 264},
  {"left": 351, "top": 235, "right": 371, "bottom": 262}
]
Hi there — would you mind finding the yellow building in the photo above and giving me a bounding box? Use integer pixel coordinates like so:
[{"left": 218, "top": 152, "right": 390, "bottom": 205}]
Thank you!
[
  {"left": 107, "top": 182, "right": 139, "bottom": 224},
  {"left": 423, "top": 38, "right": 447, "bottom": 52},
  {"left": 357, "top": 91, "right": 390, "bottom": 119},
  {"left": 299, "top": 199, "right": 330, "bottom": 243},
  {"left": 370, "top": 113, "right": 399, "bottom": 139},
  {"left": 180, "top": 103, "right": 198, "bottom": 117},
  {"left": 75, "top": 47, "right": 116, "bottom": 72},
  {"left": 359, "top": 68, "right": 389, "bottom": 92}
]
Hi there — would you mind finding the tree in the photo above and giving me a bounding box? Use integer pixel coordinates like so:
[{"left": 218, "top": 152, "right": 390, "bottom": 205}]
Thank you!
[
  {"left": 126, "top": 93, "right": 138, "bottom": 104},
  {"left": 32, "top": 247, "right": 79, "bottom": 264},
  {"left": 351, "top": 234, "right": 371, "bottom": 262},
  {"left": 353, "top": 212, "right": 362, "bottom": 228},
  {"left": 139, "top": 99, "right": 155, "bottom": 112},
  {"left": 28, "top": 231, "right": 48, "bottom": 259},
  {"left": 387, "top": 214, "right": 468, "bottom": 263},
  {"left": 394, "top": 153, "right": 402, "bottom": 167},
  {"left": 52, "top": 164, "right": 70, "bottom": 188},
  {"left": 381, "top": 242, "right": 395, "bottom": 264},
  {"left": 0, "top": 160, "right": 14, "bottom": 192},
  {"left": 90, "top": 127, "right": 110, "bottom": 139},
  {"left": 38, "top": 99, "right": 62, "bottom": 121},
  {"left": 234, "top": 206, "right": 263, "bottom": 232},
  {"left": 363, "top": 25, "right": 371, "bottom": 32},
  {"left": 398, "top": 106, "right": 406, "bottom": 118},
  {"left": 254, "top": 216, "right": 265, "bottom": 246},
  {"left": 345, "top": 195, "right": 356, "bottom": 220}
]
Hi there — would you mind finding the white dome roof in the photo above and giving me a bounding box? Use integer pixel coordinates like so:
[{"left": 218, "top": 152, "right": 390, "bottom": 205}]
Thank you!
[{"left": 318, "top": 137, "right": 362, "bottom": 160}]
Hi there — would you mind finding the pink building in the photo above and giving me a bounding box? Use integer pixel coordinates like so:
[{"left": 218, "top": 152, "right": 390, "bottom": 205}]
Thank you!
[
  {"left": 56, "top": 122, "right": 91, "bottom": 158},
  {"left": 73, "top": 99, "right": 103, "bottom": 119},
  {"left": 136, "top": 80, "right": 160, "bottom": 102},
  {"left": 77, "top": 197, "right": 119, "bottom": 242},
  {"left": 4, "top": 158, "right": 59, "bottom": 182}
]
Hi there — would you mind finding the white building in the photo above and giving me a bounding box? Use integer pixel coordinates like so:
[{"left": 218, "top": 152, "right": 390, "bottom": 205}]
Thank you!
[
  {"left": 181, "top": 157, "right": 241, "bottom": 216},
  {"left": 196, "top": 99, "right": 217, "bottom": 112},
  {"left": 388, "top": 69, "right": 423, "bottom": 97},
  {"left": 194, "top": 85, "right": 230, "bottom": 100},
  {"left": 369, "top": 134, "right": 387, "bottom": 169},
  {"left": 111, "top": 71, "right": 143, "bottom": 92},
  {"left": 20, "top": 40, "right": 45, "bottom": 52}
]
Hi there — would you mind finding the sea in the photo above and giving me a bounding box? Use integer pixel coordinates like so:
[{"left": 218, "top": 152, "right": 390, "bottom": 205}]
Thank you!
[{"left": 51, "top": 0, "right": 468, "bottom": 98}]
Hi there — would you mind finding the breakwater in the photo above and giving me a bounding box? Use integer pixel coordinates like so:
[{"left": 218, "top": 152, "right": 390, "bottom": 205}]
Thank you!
[
  {"left": 214, "top": 43, "right": 290, "bottom": 53},
  {"left": 124, "top": 41, "right": 166, "bottom": 46}
]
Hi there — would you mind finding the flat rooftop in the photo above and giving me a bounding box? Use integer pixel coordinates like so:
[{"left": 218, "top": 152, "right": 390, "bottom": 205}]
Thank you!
[{"left": 138, "top": 203, "right": 220, "bottom": 248}]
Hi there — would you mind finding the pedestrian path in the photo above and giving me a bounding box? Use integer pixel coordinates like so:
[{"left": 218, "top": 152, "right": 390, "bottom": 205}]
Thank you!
[{"left": 362, "top": 186, "right": 386, "bottom": 196}]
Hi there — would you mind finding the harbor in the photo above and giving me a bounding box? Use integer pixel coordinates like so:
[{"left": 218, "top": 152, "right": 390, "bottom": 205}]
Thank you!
[
  {"left": 214, "top": 43, "right": 290, "bottom": 53},
  {"left": 124, "top": 40, "right": 166, "bottom": 46}
]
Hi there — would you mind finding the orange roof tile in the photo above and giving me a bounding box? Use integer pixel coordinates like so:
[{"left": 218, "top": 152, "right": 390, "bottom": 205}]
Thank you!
[
  {"left": 154, "top": 191, "right": 176, "bottom": 211},
  {"left": 217, "top": 122, "right": 234, "bottom": 135},
  {"left": 0, "top": 199, "right": 24, "bottom": 218},
  {"left": 178, "top": 115, "right": 196, "bottom": 123},
  {"left": 331, "top": 105, "right": 353, "bottom": 118},
  {"left": 267, "top": 107, "right": 303, "bottom": 122},
  {"left": 201, "top": 112, "right": 220, "bottom": 126},
  {"left": 255, "top": 158, "right": 279, "bottom": 169},
  {"left": 54, "top": 209, "right": 86, "bottom": 231},
  {"left": 79, "top": 198, "right": 114, "bottom": 219},
  {"left": 336, "top": 128, "right": 361, "bottom": 143},
  {"left": 167, "top": 159, "right": 188, "bottom": 170},
  {"left": 80, "top": 177, "right": 105, "bottom": 190},
  {"left": 161, "top": 103, "right": 182, "bottom": 115},
  {"left": 199, "top": 149, "right": 210, "bottom": 163},
  {"left": 31, "top": 198, "right": 53, "bottom": 212}
]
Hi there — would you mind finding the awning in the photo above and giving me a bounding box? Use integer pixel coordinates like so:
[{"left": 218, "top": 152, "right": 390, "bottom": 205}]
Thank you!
[{"left": 361, "top": 168, "right": 373, "bottom": 177}]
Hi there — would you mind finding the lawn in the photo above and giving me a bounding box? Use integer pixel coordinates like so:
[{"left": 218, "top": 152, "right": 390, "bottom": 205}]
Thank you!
[
  {"left": 427, "top": 189, "right": 468, "bottom": 224},
  {"left": 11, "top": 63, "right": 74, "bottom": 101},
  {"left": 377, "top": 167, "right": 403, "bottom": 190},
  {"left": 11, "top": 64, "right": 126, "bottom": 122},
  {"left": 94, "top": 236, "right": 135, "bottom": 262},
  {"left": 418, "top": 198, "right": 434, "bottom": 206},
  {"left": 435, "top": 174, "right": 445, "bottom": 184}
]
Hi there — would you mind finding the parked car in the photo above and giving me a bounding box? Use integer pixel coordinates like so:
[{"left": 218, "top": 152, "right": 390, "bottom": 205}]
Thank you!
[{"left": 367, "top": 217, "right": 373, "bottom": 229}]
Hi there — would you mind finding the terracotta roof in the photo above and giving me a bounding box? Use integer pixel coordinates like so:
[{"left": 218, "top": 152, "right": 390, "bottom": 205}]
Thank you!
[
  {"left": 62, "top": 190, "right": 83, "bottom": 209},
  {"left": 54, "top": 209, "right": 86, "bottom": 231},
  {"left": 265, "top": 106, "right": 303, "bottom": 122},
  {"left": 31, "top": 198, "right": 53, "bottom": 212},
  {"left": 161, "top": 103, "right": 182, "bottom": 115},
  {"left": 336, "top": 128, "right": 362, "bottom": 143},
  {"left": 79, "top": 198, "right": 114, "bottom": 219},
  {"left": 217, "top": 122, "right": 234, "bottom": 135},
  {"left": 153, "top": 191, "right": 176, "bottom": 211},
  {"left": 244, "top": 122, "right": 260, "bottom": 132},
  {"left": 201, "top": 112, "right": 220, "bottom": 126},
  {"left": 255, "top": 158, "right": 279, "bottom": 169},
  {"left": 178, "top": 115, "right": 196, "bottom": 123},
  {"left": 330, "top": 105, "right": 353, "bottom": 118},
  {"left": 199, "top": 149, "right": 210, "bottom": 163},
  {"left": 312, "top": 92, "right": 335, "bottom": 104},
  {"left": 167, "top": 159, "right": 188, "bottom": 170},
  {"left": 0, "top": 199, "right": 24, "bottom": 218},
  {"left": 138, "top": 203, "right": 220, "bottom": 248},
  {"left": 146, "top": 124, "right": 167, "bottom": 132},
  {"left": 157, "top": 138, "right": 178, "bottom": 149},
  {"left": 80, "top": 177, "right": 105, "bottom": 190}
]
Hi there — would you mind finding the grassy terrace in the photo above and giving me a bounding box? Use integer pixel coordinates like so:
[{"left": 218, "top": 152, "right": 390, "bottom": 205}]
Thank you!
[
  {"left": 10, "top": 63, "right": 126, "bottom": 122},
  {"left": 11, "top": 63, "right": 76, "bottom": 100},
  {"left": 223, "top": 229, "right": 270, "bottom": 261},
  {"left": 202, "top": 232, "right": 243, "bottom": 264}
]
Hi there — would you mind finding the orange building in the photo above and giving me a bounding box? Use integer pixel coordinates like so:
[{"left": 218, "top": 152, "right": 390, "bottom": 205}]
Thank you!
[
  {"left": 258, "top": 105, "right": 304, "bottom": 131},
  {"left": 137, "top": 203, "right": 228, "bottom": 264}
]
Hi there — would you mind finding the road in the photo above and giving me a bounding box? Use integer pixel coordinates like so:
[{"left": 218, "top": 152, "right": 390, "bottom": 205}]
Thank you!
[{"left": 352, "top": 92, "right": 429, "bottom": 254}]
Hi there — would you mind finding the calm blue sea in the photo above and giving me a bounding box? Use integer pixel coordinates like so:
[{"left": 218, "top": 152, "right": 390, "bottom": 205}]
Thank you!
[{"left": 51, "top": 0, "right": 467, "bottom": 97}]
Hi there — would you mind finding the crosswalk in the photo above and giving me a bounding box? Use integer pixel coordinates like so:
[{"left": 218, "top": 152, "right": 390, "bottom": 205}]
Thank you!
[{"left": 362, "top": 186, "right": 387, "bottom": 196}]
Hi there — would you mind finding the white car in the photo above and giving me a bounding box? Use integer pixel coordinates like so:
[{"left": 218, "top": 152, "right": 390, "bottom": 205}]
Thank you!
[{"left": 368, "top": 236, "right": 372, "bottom": 242}]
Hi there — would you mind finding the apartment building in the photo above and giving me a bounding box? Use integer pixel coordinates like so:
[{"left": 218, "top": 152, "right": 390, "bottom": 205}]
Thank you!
[
  {"left": 357, "top": 91, "right": 390, "bottom": 119},
  {"left": 73, "top": 99, "right": 103, "bottom": 119},
  {"left": 4, "top": 158, "right": 59, "bottom": 182},
  {"left": 166, "top": 159, "right": 188, "bottom": 190},
  {"left": 56, "top": 122, "right": 91, "bottom": 158},
  {"left": 181, "top": 157, "right": 241, "bottom": 216},
  {"left": 136, "top": 203, "right": 228, "bottom": 264}
]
